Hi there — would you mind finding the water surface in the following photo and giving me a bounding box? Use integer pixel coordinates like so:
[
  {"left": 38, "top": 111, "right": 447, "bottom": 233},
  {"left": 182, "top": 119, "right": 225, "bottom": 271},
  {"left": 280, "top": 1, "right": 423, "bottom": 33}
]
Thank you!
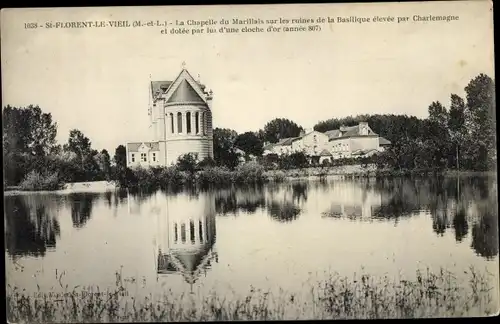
[{"left": 5, "top": 176, "right": 499, "bottom": 305}]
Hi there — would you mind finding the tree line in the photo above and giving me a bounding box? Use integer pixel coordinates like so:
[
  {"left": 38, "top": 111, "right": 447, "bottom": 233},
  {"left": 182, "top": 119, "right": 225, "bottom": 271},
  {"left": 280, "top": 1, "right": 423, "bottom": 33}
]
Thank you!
[
  {"left": 213, "top": 73, "right": 496, "bottom": 172},
  {"left": 2, "top": 73, "right": 495, "bottom": 188}
]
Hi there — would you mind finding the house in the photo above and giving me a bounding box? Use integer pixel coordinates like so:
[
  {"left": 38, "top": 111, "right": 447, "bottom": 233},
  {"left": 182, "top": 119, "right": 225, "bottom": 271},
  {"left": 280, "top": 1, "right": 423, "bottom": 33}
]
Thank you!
[
  {"left": 267, "top": 137, "right": 299, "bottom": 155},
  {"left": 126, "top": 67, "right": 214, "bottom": 168},
  {"left": 326, "top": 122, "right": 387, "bottom": 160},
  {"left": 126, "top": 142, "right": 161, "bottom": 168},
  {"left": 291, "top": 129, "right": 329, "bottom": 156}
]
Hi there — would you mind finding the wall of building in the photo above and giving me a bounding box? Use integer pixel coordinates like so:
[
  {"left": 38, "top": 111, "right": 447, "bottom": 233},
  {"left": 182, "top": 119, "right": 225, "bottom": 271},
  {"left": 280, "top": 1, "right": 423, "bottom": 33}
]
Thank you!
[
  {"left": 165, "top": 138, "right": 211, "bottom": 165},
  {"left": 328, "top": 138, "right": 352, "bottom": 158},
  {"left": 349, "top": 136, "right": 380, "bottom": 152}
]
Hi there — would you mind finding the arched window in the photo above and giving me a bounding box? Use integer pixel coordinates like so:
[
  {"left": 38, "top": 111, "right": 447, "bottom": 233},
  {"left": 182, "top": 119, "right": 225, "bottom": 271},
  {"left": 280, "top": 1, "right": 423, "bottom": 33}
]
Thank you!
[
  {"left": 189, "top": 220, "right": 195, "bottom": 244},
  {"left": 170, "top": 113, "right": 174, "bottom": 133},
  {"left": 177, "top": 112, "right": 182, "bottom": 133},
  {"left": 198, "top": 220, "right": 203, "bottom": 243},
  {"left": 180, "top": 223, "right": 186, "bottom": 243},
  {"left": 174, "top": 223, "right": 178, "bottom": 242},
  {"left": 195, "top": 112, "right": 200, "bottom": 134},
  {"left": 200, "top": 112, "right": 205, "bottom": 135},
  {"left": 203, "top": 112, "right": 208, "bottom": 136},
  {"left": 186, "top": 112, "right": 192, "bottom": 134}
]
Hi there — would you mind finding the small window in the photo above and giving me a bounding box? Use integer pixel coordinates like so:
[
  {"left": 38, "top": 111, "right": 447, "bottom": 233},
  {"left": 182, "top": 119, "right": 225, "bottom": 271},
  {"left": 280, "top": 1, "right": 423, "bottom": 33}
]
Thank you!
[
  {"left": 141, "top": 153, "right": 147, "bottom": 162},
  {"left": 131, "top": 153, "right": 135, "bottom": 162},
  {"left": 152, "top": 153, "right": 156, "bottom": 162}
]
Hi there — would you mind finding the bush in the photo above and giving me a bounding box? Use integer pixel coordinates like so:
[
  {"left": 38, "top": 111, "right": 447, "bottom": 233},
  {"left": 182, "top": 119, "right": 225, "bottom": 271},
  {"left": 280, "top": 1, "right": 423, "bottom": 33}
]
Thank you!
[
  {"left": 176, "top": 153, "right": 198, "bottom": 173},
  {"left": 264, "top": 170, "right": 287, "bottom": 182},
  {"left": 19, "top": 171, "right": 65, "bottom": 191},
  {"left": 233, "top": 161, "right": 265, "bottom": 184},
  {"left": 197, "top": 157, "right": 217, "bottom": 170},
  {"left": 197, "top": 166, "right": 233, "bottom": 186}
]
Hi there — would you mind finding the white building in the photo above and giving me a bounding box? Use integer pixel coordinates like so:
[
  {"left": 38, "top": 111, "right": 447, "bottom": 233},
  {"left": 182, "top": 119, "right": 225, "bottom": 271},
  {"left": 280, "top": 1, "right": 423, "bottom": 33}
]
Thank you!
[
  {"left": 263, "top": 122, "right": 391, "bottom": 162},
  {"left": 126, "top": 67, "right": 214, "bottom": 168}
]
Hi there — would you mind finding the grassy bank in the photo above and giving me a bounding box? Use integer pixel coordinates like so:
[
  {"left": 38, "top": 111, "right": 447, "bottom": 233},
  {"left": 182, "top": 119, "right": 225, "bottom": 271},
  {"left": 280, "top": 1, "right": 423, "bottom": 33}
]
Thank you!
[
  {"left": 6, "top": 266, "right": 498, "bottom": 322},
  {"left": 120, "top": 162, "right": 497, "bottom": 191}
]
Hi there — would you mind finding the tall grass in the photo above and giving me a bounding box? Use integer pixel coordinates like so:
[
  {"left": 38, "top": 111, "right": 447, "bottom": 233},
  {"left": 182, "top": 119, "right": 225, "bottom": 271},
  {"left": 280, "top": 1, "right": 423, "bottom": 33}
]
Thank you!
[{"left": 6, "top": 266, "right": 498, "bottom": 323}]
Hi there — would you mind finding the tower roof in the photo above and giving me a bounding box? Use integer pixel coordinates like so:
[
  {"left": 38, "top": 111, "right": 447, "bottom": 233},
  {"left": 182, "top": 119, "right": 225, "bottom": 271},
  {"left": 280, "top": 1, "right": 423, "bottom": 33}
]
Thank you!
[{"left": 167, "top": 79, "right": 205, "bottom": 104}]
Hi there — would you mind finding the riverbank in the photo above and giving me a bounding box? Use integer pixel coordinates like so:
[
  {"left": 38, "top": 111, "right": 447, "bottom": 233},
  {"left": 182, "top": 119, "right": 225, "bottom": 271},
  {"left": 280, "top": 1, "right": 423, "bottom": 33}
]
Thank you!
[
  {"left": 4, "top": 164, "right": 496, "bottom": 193},
  {"left": 6, "top": 266, "right": 498, "bottom": 322},
  {"left": 4, "top": 180, "right": 117, "bottom": 196}
]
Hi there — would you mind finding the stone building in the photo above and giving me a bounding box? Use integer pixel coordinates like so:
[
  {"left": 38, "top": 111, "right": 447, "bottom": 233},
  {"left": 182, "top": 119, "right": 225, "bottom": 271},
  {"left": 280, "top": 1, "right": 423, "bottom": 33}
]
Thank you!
[
  {"left": 126, "top": 67, "right": 214, "bottom": 167},
  {"left": 263, "top": 122, "right": 391, "bottom": 162}
]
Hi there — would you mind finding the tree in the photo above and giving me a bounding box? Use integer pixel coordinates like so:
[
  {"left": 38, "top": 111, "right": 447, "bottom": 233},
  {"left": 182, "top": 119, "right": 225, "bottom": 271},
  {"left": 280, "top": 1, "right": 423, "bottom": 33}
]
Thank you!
[
  {"left": 234, "top": 132, "right": 264, "bottom": 156},
  {"left": 114, "top": 145, "right": 127, "bottom": 170},
  {"left": 66, "top": 129, "right": 92, "bottom": 161},
  {"left": 261, "top": 118, "right": 304, "bottom": 144},
  {"left": 463, "top": 74, "right": 496, "bottom": 171},
  {"left": 176, "top": 153, "right": 198, "bottom": 174},
  {"left": 448, "top": 94, "right": 466, "bottom": 170},
  {"left": 95, "top": 149, "right": 112, "bottom": 180},
  {"left": 213, "top": 128, "right": 239, "bottom": 169},
  {"left": 2, "top": 105, "right": 59, "bottom": 185}
]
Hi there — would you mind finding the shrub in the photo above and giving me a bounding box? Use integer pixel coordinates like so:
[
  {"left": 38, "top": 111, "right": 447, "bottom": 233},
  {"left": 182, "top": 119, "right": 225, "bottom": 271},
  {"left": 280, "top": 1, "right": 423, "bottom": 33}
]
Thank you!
[
  {"left": 197, "top": 166, "right": 233, "bottom": 186},
  {"left": 176, "top": 153, "right": 198, "bottom": 173},
  {"left": 264, "top": 170, "right": 287, "bottom": 182},
  {"left": 197, "top": 157, "right": 217, "bottom": 170},
  {"left": 234, "top": 161, "right": 265, "bottom": 184},
  {"left": 19, "top": 171, "right": 65, "bottom": 191}
]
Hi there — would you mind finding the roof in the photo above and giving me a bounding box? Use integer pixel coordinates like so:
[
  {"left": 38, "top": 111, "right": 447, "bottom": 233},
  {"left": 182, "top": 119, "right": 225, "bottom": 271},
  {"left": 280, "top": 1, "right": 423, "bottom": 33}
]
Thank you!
[
  {"left": 324, "top": 123, "right": 378, "bottom": 140},
  {"left": 379, "top": 137, "right": 391, "bottom": 145},
  {"left": 151, "top": 69, "right": 210, "bottom": 103},
  {"left": 320, "top": 149, "right": 332, "bottom": 156},
  {"left": 127, "top": 142, "right": 160, "bottom": 152},
  {"left": 275, "top": 137, "right": 299, "bottom": 146},
  {"left": 167, "top": 79, "right": 205, "bottom": 104},
  {"left": 352, "top": 148, "right": 379, "bottom": 156},
  {"left": 263, "top": 143, "right": 274, "bottom": 151},
  {"left": 151, "top": 81, "right": 173, "bottom": 97}
]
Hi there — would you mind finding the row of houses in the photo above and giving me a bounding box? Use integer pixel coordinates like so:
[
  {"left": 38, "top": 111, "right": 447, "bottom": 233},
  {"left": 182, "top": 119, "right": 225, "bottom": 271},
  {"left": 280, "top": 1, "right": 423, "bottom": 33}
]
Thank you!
[{"left": 262, "top": 122, "right": 391, "bottom": 164}]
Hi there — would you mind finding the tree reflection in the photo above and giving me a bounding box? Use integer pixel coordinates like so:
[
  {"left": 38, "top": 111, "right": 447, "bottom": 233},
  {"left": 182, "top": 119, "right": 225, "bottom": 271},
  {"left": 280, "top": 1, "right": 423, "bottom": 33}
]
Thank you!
[
  {"left": 68, "top": 193, "right": 97, "bottom": 228},
  {"left": 214, "top": 186, "right": 266, "bottom": 215},
  {"left": 471, "top": 211, "right": 498, "bottom": 259},
  {"left": 453, "top": 206, "right": 468, "bottom": 242},
  {"left": 291, "top": 182, "right": 308, "bottom": 204},
  {"left": 4, "top": 195, "right": 61, "bottom": 258},
  {"left": 267, "top": 201, "right": 301, "bottom": 223}
]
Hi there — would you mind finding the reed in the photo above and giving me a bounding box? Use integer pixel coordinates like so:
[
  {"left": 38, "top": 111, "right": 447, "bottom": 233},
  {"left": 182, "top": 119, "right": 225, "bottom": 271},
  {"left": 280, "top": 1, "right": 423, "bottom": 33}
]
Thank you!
[{"left": 6, "top": 266, "right": 498, "bottom": 323}]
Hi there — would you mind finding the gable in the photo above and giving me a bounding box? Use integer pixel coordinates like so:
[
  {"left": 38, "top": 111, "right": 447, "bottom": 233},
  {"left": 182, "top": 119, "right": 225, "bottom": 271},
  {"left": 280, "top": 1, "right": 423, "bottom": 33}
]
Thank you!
[
  {"left": 167, "top": 79, "right": 205, "bottom": 104},
  {"left": 163, "top": 69, "right": 208, "bottom": 105}
]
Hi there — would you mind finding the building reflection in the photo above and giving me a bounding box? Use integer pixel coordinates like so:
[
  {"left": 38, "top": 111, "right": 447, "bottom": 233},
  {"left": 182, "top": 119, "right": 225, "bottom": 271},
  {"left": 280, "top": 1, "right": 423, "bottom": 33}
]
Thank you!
[
  {"left": 156, "top": 192, "right": 218, "bottom": 289},
  {"left": 321, "top": 180, "right": 388, "bottom": 220}
]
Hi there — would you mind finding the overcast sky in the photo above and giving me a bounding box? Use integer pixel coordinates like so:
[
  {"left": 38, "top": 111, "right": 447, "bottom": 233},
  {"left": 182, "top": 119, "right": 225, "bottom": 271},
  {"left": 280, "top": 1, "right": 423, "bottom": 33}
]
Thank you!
[{"left": 2, "top": 1, "right": 494, "bottom": 152}]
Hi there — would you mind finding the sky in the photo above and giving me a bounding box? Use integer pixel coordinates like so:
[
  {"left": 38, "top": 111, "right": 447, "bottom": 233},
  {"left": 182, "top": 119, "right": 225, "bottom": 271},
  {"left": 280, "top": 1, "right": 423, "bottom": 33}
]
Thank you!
[{"left": 1, "top": 1, "right": 495, "bottom": 153}]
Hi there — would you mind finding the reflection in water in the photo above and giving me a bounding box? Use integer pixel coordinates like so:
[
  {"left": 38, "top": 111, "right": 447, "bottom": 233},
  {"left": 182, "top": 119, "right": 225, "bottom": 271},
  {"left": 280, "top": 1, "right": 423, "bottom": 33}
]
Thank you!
[
  {"left": 68, "top": 193, "right": 98, "bottom": 228},
  {"left": 265, "top": 182, "right": 307, "bottom": 223},
  {"left": 4, "top": 195, "right": 61, "bottom": 258},
  {"left": 471, "top": 211, "right": 499, "bottom": 259},
  {"left": 3, "top": 176, "right": 498, "bottom": 265},
  {"left": 266, "top": 201, "right": 301, "bottom": 223},
  {"left": 214, "top": 186, "right": 266, "bottom": 215},
  {"left": 156, "top": 192, "right": 218, "bottom": 290}
]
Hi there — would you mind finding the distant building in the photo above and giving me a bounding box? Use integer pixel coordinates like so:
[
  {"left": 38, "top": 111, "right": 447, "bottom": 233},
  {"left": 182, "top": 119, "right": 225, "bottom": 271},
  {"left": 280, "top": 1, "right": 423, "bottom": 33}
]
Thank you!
[
  {"left": 262, "top": 122, "right": 391, "bottom": 162},
  {"left": 127, "top": 67, "right": 214, "bottom": 168}
]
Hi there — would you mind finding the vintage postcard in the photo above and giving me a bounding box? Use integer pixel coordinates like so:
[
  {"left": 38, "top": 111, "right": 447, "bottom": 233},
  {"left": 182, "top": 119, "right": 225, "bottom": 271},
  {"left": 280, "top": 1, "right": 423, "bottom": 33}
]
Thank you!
[{"left": 2, "top": 1, "right": 498, "bottom": 322}]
